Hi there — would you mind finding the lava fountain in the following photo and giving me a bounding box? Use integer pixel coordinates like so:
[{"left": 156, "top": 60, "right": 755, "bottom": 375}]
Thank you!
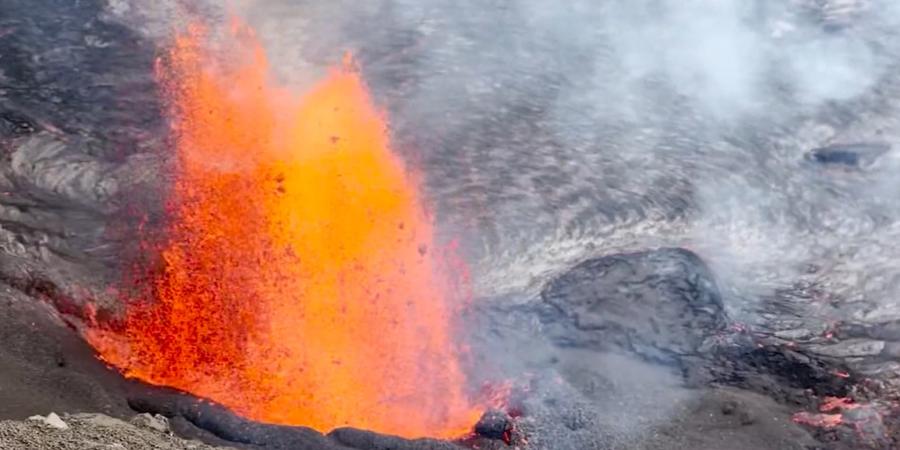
[{"left": 86, "top": 22, "right": 481, "bottom": 439}]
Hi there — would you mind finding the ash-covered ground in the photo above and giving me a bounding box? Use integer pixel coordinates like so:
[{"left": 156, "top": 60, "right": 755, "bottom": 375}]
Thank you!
[{"left": 4, "top": 0, "right": 900, "bottom": 449}]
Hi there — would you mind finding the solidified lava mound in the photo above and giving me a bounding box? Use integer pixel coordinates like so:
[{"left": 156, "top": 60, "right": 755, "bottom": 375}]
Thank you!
[{"left": 539, "top": 248, "right": 727, "bottom": 362}]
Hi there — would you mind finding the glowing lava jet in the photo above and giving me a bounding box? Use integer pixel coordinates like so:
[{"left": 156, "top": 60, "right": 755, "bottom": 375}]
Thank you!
[{"left": 87, "top": 22, "right": 480, "bottom": 439}]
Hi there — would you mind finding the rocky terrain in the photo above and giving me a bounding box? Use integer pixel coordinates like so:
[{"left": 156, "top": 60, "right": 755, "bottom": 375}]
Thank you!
[
  {"left": 4, "top": 0, "right": 900, "bottom": 449},
  {"left": 0, "top": 413, "right": 227, "bottom": 450}
]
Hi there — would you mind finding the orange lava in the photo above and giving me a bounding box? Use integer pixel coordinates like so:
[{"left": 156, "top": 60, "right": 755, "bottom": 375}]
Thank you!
[
  {"left": 87, "top": 22, "right": 481, "bottom": 439},
  {"left": 792, "top": 411, "right": 843, "bottom": 429},
  {"left": 793, "top": 397, "right": 862, "bottom": 430}
]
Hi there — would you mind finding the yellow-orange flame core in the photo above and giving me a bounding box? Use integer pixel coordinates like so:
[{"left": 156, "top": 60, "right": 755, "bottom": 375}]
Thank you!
[{"left": 87, "top": 24, "right": 480, "bottom": 438}]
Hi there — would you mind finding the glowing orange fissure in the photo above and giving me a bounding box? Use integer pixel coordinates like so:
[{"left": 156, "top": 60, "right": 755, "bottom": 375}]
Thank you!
[{"left": 86, "top": 22, "right": 481, "bottom": 439}]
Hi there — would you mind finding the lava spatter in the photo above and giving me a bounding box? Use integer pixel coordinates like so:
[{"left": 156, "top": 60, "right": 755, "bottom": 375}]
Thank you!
[{"left": 86, "top": 22, "right": 480, "bottom": 439}]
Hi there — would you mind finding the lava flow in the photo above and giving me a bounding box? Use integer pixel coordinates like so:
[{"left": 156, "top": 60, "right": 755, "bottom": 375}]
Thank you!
[{"left": 86, "top": 22, "right": 481, "bottom": 439}]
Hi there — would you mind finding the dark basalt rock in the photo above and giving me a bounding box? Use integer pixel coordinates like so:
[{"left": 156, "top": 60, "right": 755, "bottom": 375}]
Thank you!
[
  {"left": 697, "top": 344, "right": 853, "bottom": 403},
  {"left": 126, "top": 385, "right": 349, "bottom": 450},
  {"left": 0, "top": 112, "right": 36, "bottom": 138},
  {"left": 328, "top": 428, "right": 461, "bottom": 450},
  {"left": 807, "top": 142, "right": 890, "bottom": 168},
  {"left": 473, "top": 410, "right": 513, "bottom": 441},
  {"left": 126, "top": 384, "right": 467, "bottom": 450},
  {"left": 538, "top": 247, "right": 727, "bottom": 363}
]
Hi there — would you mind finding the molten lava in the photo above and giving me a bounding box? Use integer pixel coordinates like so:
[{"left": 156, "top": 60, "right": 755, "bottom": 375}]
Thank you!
[{"left": 87, "top": 22, "right": 480, "bottom": 438}]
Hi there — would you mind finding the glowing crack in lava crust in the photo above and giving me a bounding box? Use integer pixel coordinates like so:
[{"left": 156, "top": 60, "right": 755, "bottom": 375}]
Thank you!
[{"left": 86, "top": 23, "right": 482, "bottom": 439}]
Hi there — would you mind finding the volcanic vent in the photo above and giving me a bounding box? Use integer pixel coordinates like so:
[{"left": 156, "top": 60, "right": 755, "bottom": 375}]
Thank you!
[{"left": 85, "top": 22, "right": 482, "bottom": 440}]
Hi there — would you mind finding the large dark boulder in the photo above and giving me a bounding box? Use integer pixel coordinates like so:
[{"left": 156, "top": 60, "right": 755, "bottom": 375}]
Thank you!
[{"left": 539, "top": 248, "right": 727, "bottom": 363}]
